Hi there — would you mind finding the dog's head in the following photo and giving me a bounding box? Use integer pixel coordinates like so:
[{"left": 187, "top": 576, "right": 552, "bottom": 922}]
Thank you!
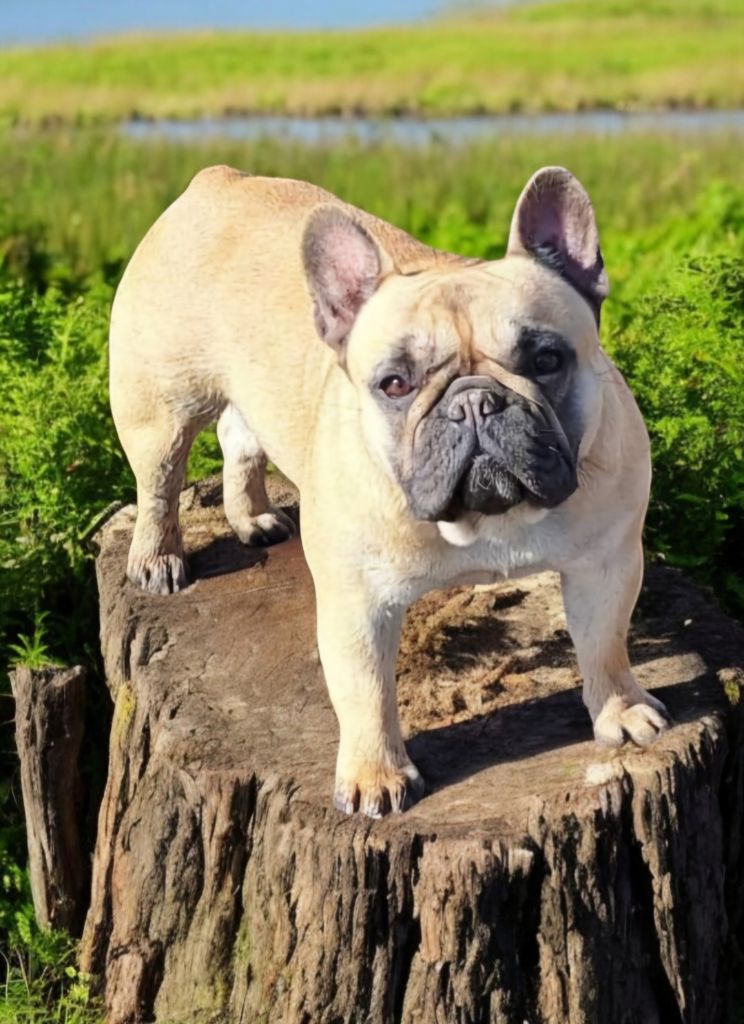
[{"left": 302, "top": 167, "right": 608, "bottom": 523}]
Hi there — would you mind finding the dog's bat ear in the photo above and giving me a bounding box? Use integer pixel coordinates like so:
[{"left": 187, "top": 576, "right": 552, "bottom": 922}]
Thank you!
[
  {"left": 302, "top": 206, "right": 391, "bottom": 356},
  {"left": 507, "top": 167, "right": 609, "bottom": 322}
]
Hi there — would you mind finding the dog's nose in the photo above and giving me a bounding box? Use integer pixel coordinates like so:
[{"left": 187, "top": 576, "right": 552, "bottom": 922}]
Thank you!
[
  {"left": 447, "top": 388, "right": 505, "bottom": 422},
  {"left": 479, "top": 392, "right": 505, "bottom": 417},
  {"left": 447, "top": 396, "right": 467, "bottom": 422}
]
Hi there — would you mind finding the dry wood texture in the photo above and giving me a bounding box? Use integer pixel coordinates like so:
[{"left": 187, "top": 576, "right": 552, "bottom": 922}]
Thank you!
[
  {"left": 80, "top": 480, "right": 744, "bottom": 1024},
  {"left": 10, "top": 664, "right": 86, "bottom": 935}
]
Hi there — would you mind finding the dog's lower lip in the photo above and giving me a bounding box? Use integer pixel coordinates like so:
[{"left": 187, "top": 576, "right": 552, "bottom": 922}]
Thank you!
[{"left": 441, "top": 462, "right": 525, "bottom": 519}]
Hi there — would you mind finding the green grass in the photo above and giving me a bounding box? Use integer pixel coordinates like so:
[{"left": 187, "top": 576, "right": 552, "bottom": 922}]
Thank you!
[
  {"left": 1, "top": 0, "right": 744, "bottom": 122},
  {"left": 1, "top": 772, "right": 103, "bottom": 1023},
  {"left": 0, "top": 855, "right": 102, "bottom": 1023},
  {"left": 0, "top": 125, "right": 742, "bottom": 633},
  {"left": 3, "top": 128, "right": 743, "bottom": 284}
]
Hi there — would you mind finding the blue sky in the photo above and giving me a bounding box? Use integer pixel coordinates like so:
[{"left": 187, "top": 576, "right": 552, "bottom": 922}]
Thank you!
[{"left": 0, "top": 0, "right": 448, "bottom": 43}]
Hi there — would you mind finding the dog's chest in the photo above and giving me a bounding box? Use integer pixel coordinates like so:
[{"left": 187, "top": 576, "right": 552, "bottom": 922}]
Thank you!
[{"left": 366, "top": 513, "right": 573, "bottom": 606}]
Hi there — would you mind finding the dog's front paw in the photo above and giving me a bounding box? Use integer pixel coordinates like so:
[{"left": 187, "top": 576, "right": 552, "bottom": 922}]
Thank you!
[
  {"left": 127, "top": 552, "right": 189, "bottom": 595},
  {"left": 232, "top": 509, "right": 295, "bottom": 547},
  {"left": 334, "top": 759, "right": 425, "bottom": 819},
  {"left": 593, "top": 691, "right": 670, "bottom": 748}
]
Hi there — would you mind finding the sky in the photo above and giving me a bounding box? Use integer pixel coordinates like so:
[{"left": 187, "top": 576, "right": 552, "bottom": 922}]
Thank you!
[{"left": 0, "top": 0, "right": 451, "bottom": 43}]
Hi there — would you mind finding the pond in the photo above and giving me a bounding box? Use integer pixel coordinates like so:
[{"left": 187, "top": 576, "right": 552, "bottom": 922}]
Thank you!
[{"left": 122, "top": 109, "right": 744, "bottom": 146}]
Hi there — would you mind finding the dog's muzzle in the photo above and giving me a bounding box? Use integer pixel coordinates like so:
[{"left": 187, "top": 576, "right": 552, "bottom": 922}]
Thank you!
[{"left": 405, "top": 375, "right": 578, "bottom": 522}]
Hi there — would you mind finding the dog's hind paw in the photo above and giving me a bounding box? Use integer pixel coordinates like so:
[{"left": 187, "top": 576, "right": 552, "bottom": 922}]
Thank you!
[{"left": 232, "top": 509, "right": 295, "bottom": 547}]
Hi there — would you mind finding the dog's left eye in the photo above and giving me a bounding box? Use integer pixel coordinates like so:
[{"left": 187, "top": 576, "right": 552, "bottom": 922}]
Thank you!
[
  {"left": 380, "top": 375, "right": 414, "bottom": 398},
  {"left": 533, "top": 350, "right": 563, "bottom": 376}
]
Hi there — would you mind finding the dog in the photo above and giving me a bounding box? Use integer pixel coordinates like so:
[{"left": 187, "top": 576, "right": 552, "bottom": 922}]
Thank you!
[{"left": 109, "top": 164, "right": 670, "bottom": 818}]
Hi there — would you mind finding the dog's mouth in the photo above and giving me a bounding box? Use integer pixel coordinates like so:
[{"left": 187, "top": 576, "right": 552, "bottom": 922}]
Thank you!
[
  {"left": 432, "top": 434, "right": 580, "bottom": 522},
  {"left": 437, "top": 455, "right": 525, "bottom": 521},
  {"left": 402, "top": 375, "right": 579, "bottom": 523},
  {"left": 440, "top": 451, "right": 553, "bottom": 521}
]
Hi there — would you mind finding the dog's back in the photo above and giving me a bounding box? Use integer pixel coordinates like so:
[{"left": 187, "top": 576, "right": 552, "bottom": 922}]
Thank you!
[{"left": 110, "top": 166, "right": 451, "bottom": 451}]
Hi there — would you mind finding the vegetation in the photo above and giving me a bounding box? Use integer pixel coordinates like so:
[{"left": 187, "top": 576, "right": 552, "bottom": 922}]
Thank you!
[
  {"left": 1, "top": 0, "right": 744, "bottom": 122},
  {"left": 0, "top": 865, "right": 102, "bottom": 1023},
  {"left": 0, "top": 283, "right": 125, "bottom": 647},
  {"left": 608, "top": 195, "right": 744, "bottom": 605},
  {"left": 0, "top": 125, "right": 741, "bottom": 637},
  {"left": 0, "top": 126, "right": 741, "bottom": 619},
  {"left": 1, "top": 758, "right": 102, "bottom": 1022},
  {"left": 0, "top": 122, "right": 742, "bottom": 1019}
]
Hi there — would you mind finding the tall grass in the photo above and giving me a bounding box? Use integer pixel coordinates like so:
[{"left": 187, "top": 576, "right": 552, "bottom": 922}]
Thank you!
[
  {"left": 1, "top": 0, "right": 743, "bottom": 121},
  {"left": 3, "top": 128, "right": 743, "bottom": 283},
  {"left": 1, "top": 126, "right": 742, "bottom": 632}
]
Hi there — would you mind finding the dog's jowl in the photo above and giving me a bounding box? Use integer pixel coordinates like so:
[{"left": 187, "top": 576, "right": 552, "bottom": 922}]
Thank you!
[{"left": 109, "top": 165, "right": 670, "bottom": 818}]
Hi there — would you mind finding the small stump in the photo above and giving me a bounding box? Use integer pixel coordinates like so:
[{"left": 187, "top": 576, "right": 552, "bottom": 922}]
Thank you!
[
  {"left": 10, "top": 664, "right": 86, "bottom": 934},
  {"left": 81, "top": 480, "right": 744, "bottom": 1024}
]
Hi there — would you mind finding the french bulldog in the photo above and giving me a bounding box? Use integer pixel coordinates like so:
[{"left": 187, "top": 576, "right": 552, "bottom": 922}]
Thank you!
[{"left": 109, "top": 164, "right": 670, "bottom": 818}]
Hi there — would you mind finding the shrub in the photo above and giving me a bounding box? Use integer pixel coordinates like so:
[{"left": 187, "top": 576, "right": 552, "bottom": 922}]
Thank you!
[
  {"left": 0, "top": 845, "right": 102, "bottom": 1024},
  {"left": 605, "top": 185, "right": 744, "bottom": 609},
  {"left": 0, "top": 281, "right": 132, "bottom": 649}
]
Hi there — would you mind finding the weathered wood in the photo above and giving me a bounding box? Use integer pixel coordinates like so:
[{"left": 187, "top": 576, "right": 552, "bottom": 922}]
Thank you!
[
  {"left": 81, "top": 478, "right": 744, "bottom": 1024},
  {"left": 10, "top": 664, "right": 86, "bottom": 935}
]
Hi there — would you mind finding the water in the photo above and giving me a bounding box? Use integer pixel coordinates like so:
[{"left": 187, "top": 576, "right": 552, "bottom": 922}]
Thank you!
[{"left": 122, "top": 109, "right": 744, "bottom": 146}]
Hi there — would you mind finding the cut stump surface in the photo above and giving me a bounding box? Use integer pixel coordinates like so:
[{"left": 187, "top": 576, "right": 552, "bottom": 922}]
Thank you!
[{"left": 81, "top": 479, "right": 744, "bottom": 1024}]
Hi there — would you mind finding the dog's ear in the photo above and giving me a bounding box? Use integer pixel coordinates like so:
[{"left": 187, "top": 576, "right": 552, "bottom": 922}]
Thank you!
[
  {"left": 302, "top": 206, "right": 391, "bottom": 356},
  {"left": 507, "top": 167, "right": 609, "bottom": 321}
]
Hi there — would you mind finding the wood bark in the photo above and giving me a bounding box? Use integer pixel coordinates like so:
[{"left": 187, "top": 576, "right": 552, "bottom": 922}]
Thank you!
[
  {"left": 80, "top": 478, "right": 744, "bottom": 1024},
  {"left": 10, "top": 664, "right": 86, "bottom": 935}
]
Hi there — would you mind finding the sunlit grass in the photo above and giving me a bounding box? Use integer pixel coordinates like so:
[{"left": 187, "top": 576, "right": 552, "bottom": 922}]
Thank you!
[
  {"left": 0, "top": 126, "right": 742, "bottom": 625},
  {"left": 2, "top": 126, "right": 742, "bottom": 283},
  {"left": 1, "top": 0, "right": 743, "bottom": 122}
]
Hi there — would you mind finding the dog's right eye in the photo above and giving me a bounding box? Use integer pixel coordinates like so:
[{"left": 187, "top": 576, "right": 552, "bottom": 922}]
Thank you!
[{"left": 380, "top": 375, "right": 414, "bottom": 398}]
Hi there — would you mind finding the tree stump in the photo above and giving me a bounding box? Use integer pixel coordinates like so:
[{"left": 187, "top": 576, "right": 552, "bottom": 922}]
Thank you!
[
  {"left": 80, "top": 479, "right": 744, "bottom": 1024},
  {"left": 10, "top": 664, "right": 87, "bottom": 935}
]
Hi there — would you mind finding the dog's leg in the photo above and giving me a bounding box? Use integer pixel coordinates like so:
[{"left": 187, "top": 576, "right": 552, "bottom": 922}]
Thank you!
[
  {"left": 121, "top": 413, "right": 197, "bottom": 594},
  {"left": 314, "top": 586, "right": 424, "bottom": 818},
  {"left": 217, "top": 404, "right": 294, "bottom": 547},
  {"left": 561, "top": 541, "right": 670, "bottom": 747}
]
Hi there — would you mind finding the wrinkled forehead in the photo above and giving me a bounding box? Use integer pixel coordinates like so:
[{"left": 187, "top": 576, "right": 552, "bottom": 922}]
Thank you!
[
  {"left": 348, "top": 255, "right": 599, "bottom": 376},
  {"left": 474, "top": 256, "right": 599, "bottom": 338}
]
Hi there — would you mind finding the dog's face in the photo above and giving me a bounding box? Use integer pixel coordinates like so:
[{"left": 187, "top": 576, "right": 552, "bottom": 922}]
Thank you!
[
  {"left": 345, "top": 258, "right": 598, "bottom": 522},
  {"left": 303, "top": 168, "right": 609, "bottom": 524}
]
